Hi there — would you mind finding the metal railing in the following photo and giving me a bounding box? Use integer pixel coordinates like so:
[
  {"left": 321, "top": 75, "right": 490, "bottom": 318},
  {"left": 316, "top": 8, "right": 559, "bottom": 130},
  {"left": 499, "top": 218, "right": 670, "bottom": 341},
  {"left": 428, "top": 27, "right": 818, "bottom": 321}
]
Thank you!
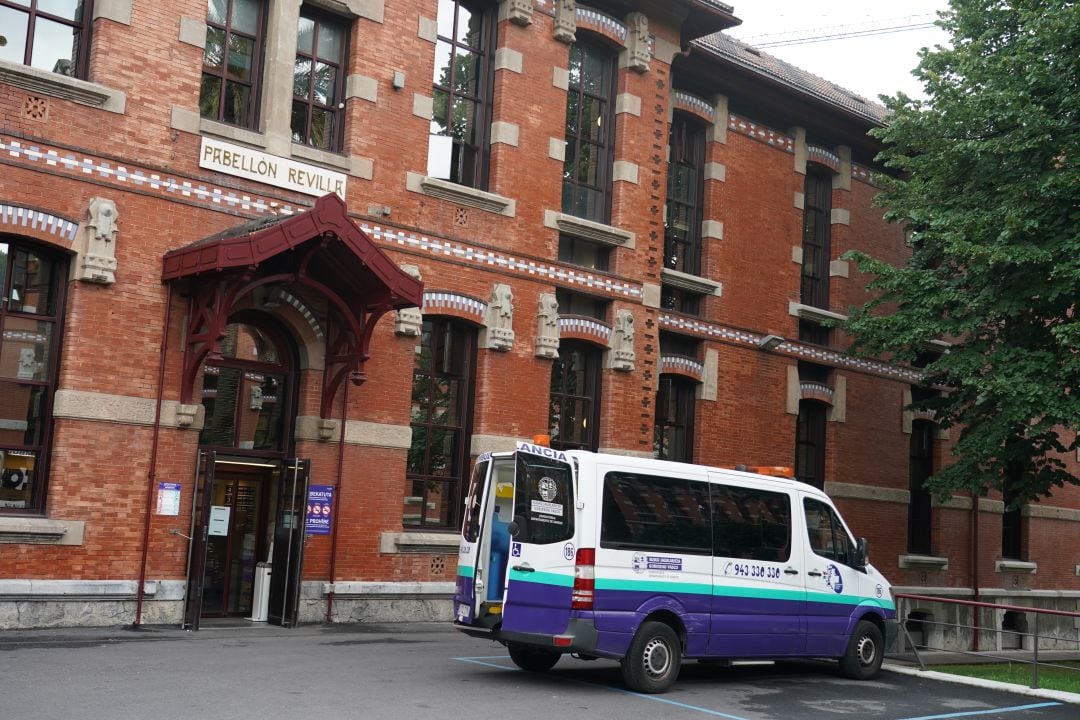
[{"left": 892, "top": 593, "right": 1080, "bottom": 689}]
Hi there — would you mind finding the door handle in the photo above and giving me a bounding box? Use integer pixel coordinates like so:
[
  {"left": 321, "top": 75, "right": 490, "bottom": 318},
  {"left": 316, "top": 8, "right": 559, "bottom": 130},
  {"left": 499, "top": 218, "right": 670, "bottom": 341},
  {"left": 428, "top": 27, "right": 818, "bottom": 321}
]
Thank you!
[
  {"left": 784, "top": 567, "right": 799, "bottom": 575},
  {"left": 512, "top": 564, "right": 535, "bottom": 572},
  {"left": 807, "top": 569, "right": 823, "bottom": 577}
]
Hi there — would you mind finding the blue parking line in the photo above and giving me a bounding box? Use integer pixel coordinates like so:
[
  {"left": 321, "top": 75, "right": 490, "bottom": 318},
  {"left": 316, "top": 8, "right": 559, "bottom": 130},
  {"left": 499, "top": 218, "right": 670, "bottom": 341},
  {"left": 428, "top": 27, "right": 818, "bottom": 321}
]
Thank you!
[
  {"left": 453, "top": 656, "right": 751, "bottom": 720},
  {"left": 897, "top": 702, "right": 1063, "bottom": 720}
]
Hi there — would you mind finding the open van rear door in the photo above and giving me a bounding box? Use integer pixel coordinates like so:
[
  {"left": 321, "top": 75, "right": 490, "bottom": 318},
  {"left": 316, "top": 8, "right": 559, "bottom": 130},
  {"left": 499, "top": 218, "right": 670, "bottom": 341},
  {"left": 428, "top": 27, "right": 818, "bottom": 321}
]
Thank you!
[{"left": 500, "top": 442, "right": 577, "bottom": 637}]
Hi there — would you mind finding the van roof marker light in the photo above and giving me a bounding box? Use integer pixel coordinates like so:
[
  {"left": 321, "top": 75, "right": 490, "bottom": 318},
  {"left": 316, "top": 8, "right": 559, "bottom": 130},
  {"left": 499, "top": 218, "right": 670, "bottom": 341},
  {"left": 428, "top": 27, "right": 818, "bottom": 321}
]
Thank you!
[{"left": 532, "top": 434, "right": 551, "bottom": 447}]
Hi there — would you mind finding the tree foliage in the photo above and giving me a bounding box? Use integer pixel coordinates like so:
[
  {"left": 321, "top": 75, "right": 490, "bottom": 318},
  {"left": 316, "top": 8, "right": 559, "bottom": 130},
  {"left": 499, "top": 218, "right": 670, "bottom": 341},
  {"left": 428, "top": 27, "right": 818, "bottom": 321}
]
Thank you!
[{"left": 844, "top": 0, "right": 1080, "bottom": 504}]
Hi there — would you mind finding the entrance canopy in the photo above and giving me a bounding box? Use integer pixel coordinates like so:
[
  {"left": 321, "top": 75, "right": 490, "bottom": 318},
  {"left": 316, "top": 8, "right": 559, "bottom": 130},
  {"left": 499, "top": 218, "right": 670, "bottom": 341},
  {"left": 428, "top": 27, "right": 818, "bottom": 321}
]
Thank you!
[{"left": 162, "top": 194, "right": 423, "bottom": 415}]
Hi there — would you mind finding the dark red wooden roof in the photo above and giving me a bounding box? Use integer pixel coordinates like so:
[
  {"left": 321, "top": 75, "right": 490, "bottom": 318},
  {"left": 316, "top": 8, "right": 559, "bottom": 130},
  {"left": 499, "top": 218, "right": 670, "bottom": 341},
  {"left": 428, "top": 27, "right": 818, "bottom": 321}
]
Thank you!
[{"left": 161, "top": 194, "right": 422, "bottom": 309}]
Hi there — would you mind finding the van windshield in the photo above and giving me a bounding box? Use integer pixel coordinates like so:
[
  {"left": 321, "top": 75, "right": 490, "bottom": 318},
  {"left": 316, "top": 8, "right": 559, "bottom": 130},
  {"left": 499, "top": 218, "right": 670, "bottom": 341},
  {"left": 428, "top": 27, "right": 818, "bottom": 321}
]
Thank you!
[{"left": 513, "top": 453, "right": 574, "bottom": 544}]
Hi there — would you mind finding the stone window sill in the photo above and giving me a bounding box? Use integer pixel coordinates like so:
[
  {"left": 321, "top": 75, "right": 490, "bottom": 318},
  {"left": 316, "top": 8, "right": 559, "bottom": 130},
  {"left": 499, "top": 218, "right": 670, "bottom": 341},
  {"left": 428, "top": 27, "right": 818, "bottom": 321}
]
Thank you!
[
  {"left": 379, "top": 531, "right": 460, "bottom": 554},
  {"left": 661, "top": 268, "right": 723, "bottom": 297},
  {"left": 406, "top": 173, "right": 516, "bottom": 216},
  {"left": 789, "top": 301, "right": 848, "bottom": 325},
  {"left": 0, "top": 59, "right": 125, "bottom": 114},
  {"left": 0, "top": 516, "right": 85, "bottom": 545},
  {"left": 544, "top": 210, "right": 635, "bottom": 249},
  {"left": 995, "top": 559, "right": 1037, "bottom": 574},
  {"left": 199, "top": 118, "right": 269, "bottom": 149},
  {"left": 898, "top": 554, "right": 949, "bottom": 570}
]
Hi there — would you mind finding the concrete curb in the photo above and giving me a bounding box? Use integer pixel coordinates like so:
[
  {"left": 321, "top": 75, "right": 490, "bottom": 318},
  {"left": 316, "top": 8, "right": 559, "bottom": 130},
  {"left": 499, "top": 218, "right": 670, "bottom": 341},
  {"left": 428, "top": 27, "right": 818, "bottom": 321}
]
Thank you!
[{"left": 883, "top": 663, "right": 1080, "bottom": 705}]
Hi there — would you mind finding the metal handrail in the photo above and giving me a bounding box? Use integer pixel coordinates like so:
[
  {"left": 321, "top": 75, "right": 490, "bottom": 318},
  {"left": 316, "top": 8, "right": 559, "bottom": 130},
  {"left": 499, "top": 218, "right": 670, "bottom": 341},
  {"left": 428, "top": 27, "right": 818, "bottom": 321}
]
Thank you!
[{"left": 892, "top": 593, "right": 1080, "bottom": 689}]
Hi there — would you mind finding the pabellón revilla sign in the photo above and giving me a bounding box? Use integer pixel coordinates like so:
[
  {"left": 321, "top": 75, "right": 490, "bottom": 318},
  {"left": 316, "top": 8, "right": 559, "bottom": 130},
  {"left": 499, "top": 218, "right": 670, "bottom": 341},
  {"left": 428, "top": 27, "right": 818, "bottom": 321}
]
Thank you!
[{"left": 199, "top": 137, "right": 346, "bottom": 198}]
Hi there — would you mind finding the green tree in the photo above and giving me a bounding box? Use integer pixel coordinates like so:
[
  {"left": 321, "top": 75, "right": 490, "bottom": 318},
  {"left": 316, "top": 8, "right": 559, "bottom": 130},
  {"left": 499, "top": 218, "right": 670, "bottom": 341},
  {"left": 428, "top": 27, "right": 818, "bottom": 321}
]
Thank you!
[{"left": 844, "top": 0, "right": 1080, "bottom": 504}]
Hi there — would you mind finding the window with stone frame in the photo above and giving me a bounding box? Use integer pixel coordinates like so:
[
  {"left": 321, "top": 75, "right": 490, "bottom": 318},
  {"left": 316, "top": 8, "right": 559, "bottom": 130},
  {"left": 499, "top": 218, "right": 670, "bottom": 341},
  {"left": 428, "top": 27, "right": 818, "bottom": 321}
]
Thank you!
[
  {"left": 1001, "top": 464, "right": 1025, "bottom": 560},
  {"left": 654, "top": 375, "right": 696, "bottom": 463},
  {"left": 549, "top": 340, "right": 602, "bottom": 452},
  {"left": 0, "top": 0, "right": 92, "bottom": 78},
  {"left": 291, "top": 6, "right": 348, "bottom": 152},
  {"left": 661, "top": 285, "right": 701, "bottom": 316},
  {"left": 558, "top": 234, "right": 609, "bottom": 271},
  {"left": 665, "top": 113, "right": 706, "bottom": 276},
  {"left": 555, "top": 287, "right": 606, "bottom": 321},
  {"left": 428, "top": 0, "right": 497, "bottom": 188},
  {"left": 908, "top": 419, "right": 934, "bottom": 555},
  {"left": 795, "top": 399, "right": 827, "bottom": 490},
  {"left": 562, "top": 36, "right": 617, "bottom": 223},
  {"left": 801, "top": 165, "right": 832, "bottom": 310},
  {"left": 200, "top": 0, "right": 268, "bottom": 129},
  {"left": 0, "top": 238, "right": 68, "bottom": 514},
  {"left": 405, "top": 317, "right": 476, "bottom": 529}
]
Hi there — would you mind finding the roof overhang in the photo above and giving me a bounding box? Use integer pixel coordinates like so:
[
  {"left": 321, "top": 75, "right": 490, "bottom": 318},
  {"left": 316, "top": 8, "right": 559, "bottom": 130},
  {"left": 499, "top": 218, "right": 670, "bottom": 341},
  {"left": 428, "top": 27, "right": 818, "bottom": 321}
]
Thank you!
[{"left": 162, "top": 193, "right": 422, "bottom": 310}]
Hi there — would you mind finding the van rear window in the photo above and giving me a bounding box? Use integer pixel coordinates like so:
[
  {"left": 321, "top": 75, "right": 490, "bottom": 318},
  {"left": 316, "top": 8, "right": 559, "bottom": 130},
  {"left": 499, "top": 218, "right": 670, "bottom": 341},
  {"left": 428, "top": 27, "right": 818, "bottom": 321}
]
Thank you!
[
  {"left": 713, "top": 485, "right": 792, "bottom": 562},
  {"left": 601, "top": 472, "right": 712, "bottom": 554},
  {"left": 513, "top": 454, "right": 574, "bottom": 544}
]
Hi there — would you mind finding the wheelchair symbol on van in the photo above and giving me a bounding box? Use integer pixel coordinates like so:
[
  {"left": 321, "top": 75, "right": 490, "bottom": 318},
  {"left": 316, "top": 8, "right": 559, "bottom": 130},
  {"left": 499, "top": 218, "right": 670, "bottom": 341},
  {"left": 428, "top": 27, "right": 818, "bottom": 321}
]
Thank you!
[{"left": 824, "top": 564, "right": 844, "bottom": 594}]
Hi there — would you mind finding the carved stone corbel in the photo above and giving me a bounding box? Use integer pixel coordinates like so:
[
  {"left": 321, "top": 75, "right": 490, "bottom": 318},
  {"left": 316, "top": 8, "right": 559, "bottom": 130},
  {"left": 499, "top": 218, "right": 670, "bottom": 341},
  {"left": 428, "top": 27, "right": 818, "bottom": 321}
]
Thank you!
[
  {"left": 482, "top": 283, "right": 515, "bottom": 351},
  {"left": 80, "top": 197, "right": 118, "bottom": 284},
  {"left": 503, "top": 0, "right": 533, "bottom": 26},
  {"left": 554, "top": 0, "right": 576, "bottom": 43},
  {"left": 535, "top": 293, "right": 560, "bottom": 359},
  {"left": 394, "top": 264, "right": 423, "bottom": 337},
  {"left": 625, "top": 12, "right": 650, "bottom": 73},
  {"left": 607, "top": 309, "right": 636, "bottom": 371}
]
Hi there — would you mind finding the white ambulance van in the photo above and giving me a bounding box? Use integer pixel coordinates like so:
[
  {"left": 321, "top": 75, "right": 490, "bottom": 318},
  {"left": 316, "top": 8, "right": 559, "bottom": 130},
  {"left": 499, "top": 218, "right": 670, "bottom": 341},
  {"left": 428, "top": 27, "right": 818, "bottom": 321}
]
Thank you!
[{"left": 454, "top": 441, "right": 897, "bottom": 694}]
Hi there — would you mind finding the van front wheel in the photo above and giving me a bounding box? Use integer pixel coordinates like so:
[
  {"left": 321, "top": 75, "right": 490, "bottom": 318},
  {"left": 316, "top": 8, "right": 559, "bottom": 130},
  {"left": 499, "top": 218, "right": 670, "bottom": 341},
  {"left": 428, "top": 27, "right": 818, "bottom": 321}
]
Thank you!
[
  {"left": 507, "top": 643, "right": 561, "bottom": 672},
  {"left": 840, "top": 620, "right": 884, "bottom": 680},
  {"left": 621, "top": 621, "right": 682, "bottom": 694}
]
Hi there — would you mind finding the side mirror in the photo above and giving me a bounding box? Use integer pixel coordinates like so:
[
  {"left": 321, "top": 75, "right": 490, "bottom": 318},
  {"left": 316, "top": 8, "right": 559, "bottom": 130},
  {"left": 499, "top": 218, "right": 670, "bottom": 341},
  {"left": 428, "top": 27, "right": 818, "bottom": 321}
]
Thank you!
[{"left": 855, "top": 538, "right": 869, "bottom": 569}]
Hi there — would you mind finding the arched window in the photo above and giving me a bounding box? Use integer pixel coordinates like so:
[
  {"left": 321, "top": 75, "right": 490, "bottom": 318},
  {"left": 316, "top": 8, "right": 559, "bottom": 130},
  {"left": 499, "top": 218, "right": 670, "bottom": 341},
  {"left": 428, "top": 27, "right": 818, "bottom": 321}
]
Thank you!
[
  {"left": 549, "top": 341, "right": 602, "bottom": 452},
  {"left": 199, "top": 320, "right": 293, "bottom": 454},
  {"left": 405, "top": 317, "right": 477, "bottom": 528},
  {"left": 0, "top": 238, "right": 68, "bottom": 513}
]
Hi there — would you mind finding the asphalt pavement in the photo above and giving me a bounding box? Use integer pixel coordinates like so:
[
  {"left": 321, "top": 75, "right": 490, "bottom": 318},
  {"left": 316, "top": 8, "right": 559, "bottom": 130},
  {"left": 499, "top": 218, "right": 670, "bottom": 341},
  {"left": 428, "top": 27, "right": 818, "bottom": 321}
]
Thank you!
[{"left": 0, "top": 621, "right": 1077, "bottom": 720}]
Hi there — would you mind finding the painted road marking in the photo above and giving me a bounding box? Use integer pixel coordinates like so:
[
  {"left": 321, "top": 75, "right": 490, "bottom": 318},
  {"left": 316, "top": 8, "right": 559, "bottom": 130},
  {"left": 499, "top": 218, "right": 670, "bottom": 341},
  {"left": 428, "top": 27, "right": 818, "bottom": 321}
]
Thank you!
[
  {"left": 896, "top": 702, "right": 1063, "bottom": 720},
  {"left": 454, "top": 656, "right": 751, "bottom": 720}
]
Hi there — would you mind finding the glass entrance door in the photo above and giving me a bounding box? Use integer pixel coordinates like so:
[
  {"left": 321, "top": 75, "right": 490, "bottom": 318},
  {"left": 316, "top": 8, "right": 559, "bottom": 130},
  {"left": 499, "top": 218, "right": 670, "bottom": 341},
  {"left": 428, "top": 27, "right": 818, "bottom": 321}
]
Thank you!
[{"left": 201, "top": 469, "right": 270, "bottom": 617}]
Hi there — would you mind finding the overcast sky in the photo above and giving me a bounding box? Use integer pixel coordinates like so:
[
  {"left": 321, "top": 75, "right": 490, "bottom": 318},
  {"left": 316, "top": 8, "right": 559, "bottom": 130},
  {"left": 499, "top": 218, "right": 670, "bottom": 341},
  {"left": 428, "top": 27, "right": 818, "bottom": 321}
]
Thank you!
[{"left": 723, "top": 1, "right": 952, "bottom": 101}]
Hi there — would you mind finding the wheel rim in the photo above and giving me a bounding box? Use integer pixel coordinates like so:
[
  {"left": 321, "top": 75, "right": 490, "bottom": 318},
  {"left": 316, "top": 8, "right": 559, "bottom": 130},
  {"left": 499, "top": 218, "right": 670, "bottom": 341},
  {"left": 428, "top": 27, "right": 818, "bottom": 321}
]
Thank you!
[
  {"left": 857, "top": 633, "right": 877, "bottom": 667},
  {"left": 642, "top": 636, "right": 672, "bottom": 679}
]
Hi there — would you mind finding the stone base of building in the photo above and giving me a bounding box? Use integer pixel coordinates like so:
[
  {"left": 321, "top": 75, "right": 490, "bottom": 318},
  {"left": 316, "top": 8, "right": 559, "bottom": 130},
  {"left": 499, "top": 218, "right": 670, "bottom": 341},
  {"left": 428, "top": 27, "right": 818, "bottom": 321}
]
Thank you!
[
  {"left": 300, "top": 581, "right": 455, "bottom": 624},
  {"left": 0, "top": 580, "right": 186, "bottom": 629},
  {"left": 892, "top": 588, "right": 1080, "bottom": 653}
]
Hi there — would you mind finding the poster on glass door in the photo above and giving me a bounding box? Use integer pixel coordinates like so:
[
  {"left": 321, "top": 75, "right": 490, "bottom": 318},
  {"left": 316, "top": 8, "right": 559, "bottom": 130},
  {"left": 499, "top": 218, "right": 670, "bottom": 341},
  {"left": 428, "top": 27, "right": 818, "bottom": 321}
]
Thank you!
[{"left": 305, "top": 485, "right": 333, "bottom": 535}]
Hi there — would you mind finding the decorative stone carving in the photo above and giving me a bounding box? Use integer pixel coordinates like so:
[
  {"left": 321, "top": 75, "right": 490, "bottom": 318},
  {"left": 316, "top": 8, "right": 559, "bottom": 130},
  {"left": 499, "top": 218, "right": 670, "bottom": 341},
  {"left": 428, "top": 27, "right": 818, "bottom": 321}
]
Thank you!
[
  {"left": 503, "top": 0, "right": 533, "bottom": 26},
  {"left": 554, "top": 0, "right": 576, "bottom": 43},
  {"left": 17, "top": 348, "right": 37, "bottom": 380},
  {"left": 625, "top": 12, "right": 650, "bottom": 73},
  {"left": 80, "top": 197, "right": 118, "bottom": 284},
  {"left": 608, "top": 309, "right": 636, "bottom": 371},
  {"left": 394, "top": 264, "right": 423, "bottom": 337},
  {"left": 482, "top": 283, "right": 515, "bottom": 351},
  {"left": 318, "top": 418, "right": 339, "bottom": 442},
  {"left": 176, "top": 403, "right": 201, "bottom": 428},
  {"left": 535, "top": 293, "right": 560, "bottom": 359}
]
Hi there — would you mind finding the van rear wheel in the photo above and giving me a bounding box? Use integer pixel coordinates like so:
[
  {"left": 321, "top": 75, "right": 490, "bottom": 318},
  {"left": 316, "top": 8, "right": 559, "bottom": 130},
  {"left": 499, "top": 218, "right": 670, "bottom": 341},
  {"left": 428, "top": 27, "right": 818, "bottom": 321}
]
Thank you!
[
  {"left": 840, "top": 620, "right": 884, "bottom": 680},
  {"left": 621, "top": 621, "right": 682, "bottom": 694},
  {"left": 507, "top": 643, "right": 561, "bottom": 672}
]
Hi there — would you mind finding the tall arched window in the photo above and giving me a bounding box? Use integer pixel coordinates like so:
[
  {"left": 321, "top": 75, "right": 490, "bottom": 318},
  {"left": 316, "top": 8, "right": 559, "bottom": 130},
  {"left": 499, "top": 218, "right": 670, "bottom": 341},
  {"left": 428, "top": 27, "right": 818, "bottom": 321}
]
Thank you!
[
  {"left": 549, "top": 341, "right": 602, "bottom": 451},
  {"left": 406, "top": 317, "right": 477, "bottom": 528},
  {"left": 199, "top": 320, "right": 293, "bottom": 454},
  {"left": 0, "top": 238, "right": 68, "bottom": 513}
]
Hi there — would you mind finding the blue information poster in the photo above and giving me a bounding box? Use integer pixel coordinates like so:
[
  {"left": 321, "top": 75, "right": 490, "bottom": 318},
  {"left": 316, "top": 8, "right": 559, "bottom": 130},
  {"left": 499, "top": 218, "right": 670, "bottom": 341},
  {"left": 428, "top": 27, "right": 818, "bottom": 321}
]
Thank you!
[{"left": 305, "top": 485, "right": 333, "bottom": 535}]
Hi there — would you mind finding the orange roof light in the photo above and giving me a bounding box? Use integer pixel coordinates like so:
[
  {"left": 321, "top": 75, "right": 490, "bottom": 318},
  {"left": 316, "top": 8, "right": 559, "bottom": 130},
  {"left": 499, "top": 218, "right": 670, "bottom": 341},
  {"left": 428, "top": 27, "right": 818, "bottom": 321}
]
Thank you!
[
  {"left": 725, "top": 465, "right": 795, "bottom": 478},
  {"left": 532, "top": 434, "right": 551, "bottom": 447}
]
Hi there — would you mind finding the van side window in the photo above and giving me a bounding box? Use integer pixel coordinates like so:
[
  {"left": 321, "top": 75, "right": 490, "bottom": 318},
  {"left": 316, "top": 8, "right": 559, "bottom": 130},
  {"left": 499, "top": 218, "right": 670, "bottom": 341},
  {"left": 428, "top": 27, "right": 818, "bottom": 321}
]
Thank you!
[
  {"left": 462, "top": 459, "right": 490, "bottom": 542},
  {"left": 513, "top": 454, "right": 574, "bottom": 544},
  {"left": 601, "top": 472, "right": 711, "bottom": 554},
  {"left": 804, "top": 498, "right": 855, "bottom": 566},
  {"left": 712, "top": 485, "right": 792, "bottom": 562}
]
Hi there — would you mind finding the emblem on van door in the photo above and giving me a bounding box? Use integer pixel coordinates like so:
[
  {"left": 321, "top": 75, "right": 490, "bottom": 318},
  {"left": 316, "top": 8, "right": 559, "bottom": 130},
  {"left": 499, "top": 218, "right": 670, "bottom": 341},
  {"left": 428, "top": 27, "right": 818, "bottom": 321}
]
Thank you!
[
  {"left": 539, "top": 477, "right": 558, "bottom": 501},
  {"left": 824, "top": 564, "right": 844, "bottom": 594},
  {"left": 563, "top": 543, "right": 575, "bottom": 560}
]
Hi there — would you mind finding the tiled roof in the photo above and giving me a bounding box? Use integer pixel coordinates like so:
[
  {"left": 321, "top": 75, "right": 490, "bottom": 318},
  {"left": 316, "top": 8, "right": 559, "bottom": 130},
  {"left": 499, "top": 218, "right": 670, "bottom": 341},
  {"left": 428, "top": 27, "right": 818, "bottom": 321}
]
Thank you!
[{"left": 693, "top": 32, "right": 890, "bottom": 125}]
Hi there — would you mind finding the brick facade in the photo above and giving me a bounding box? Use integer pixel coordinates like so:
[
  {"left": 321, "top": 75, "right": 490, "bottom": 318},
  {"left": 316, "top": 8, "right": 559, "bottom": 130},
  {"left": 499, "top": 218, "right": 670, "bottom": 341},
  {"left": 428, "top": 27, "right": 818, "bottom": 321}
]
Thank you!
[{"left": 0, "top": 0, "right": 1077, "bottom": 636}]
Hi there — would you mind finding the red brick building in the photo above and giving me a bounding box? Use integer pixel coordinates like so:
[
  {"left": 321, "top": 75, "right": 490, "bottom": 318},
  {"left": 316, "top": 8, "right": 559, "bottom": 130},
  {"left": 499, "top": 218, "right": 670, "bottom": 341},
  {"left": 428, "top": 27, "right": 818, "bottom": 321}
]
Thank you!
[{"left": 1, "top": 0, "right": 1077, "bottom": 642}]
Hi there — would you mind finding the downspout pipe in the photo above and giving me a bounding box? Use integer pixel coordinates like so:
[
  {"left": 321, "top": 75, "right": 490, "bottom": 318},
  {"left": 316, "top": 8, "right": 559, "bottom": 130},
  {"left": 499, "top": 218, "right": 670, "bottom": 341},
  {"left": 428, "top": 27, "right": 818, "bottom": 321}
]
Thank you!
[
  {"left": 326, "top": 357, "right": 350, "bottom": 622},
  {"left": 134, "top": 283, "right": 173, "bottom": 627},
  {"left": 971, "top": 492, "right": 980, "bottom": 651}
]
